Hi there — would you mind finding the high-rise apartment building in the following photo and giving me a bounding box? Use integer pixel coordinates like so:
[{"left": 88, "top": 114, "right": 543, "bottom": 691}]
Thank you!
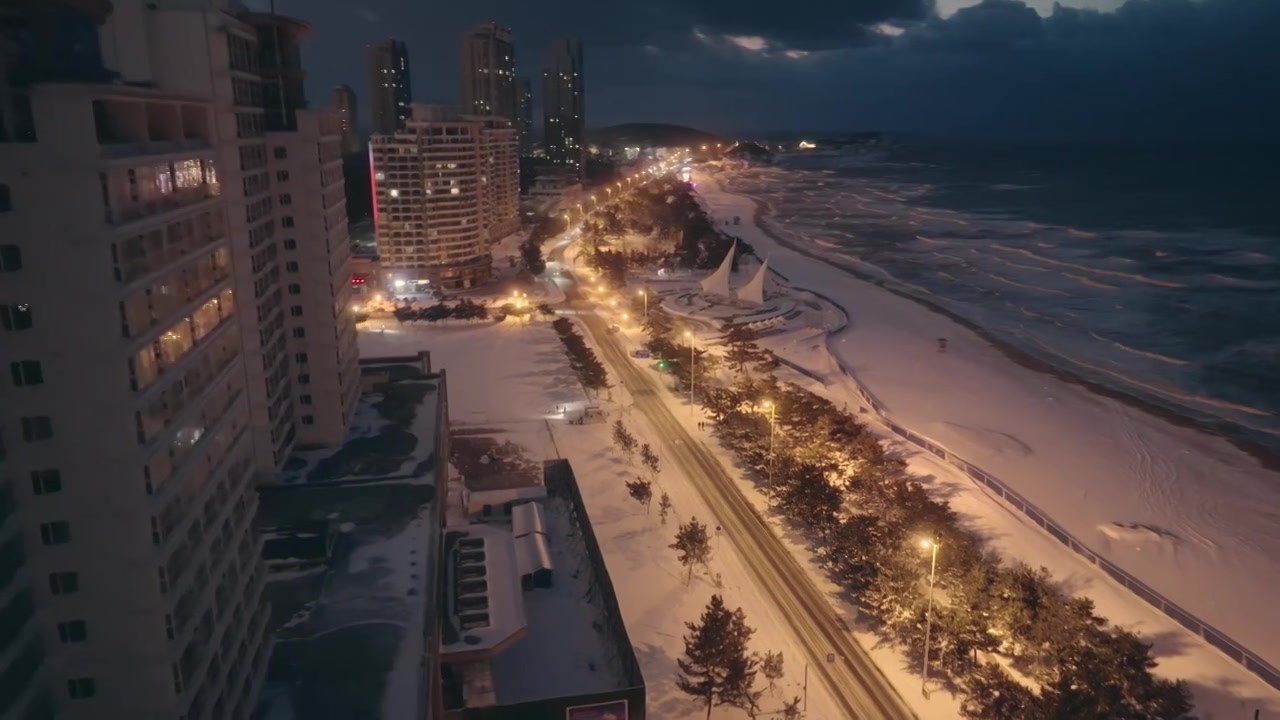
[
  {"left": 542, "top": 37, "right": 585, "bottom": 179},
  {"left": 370, "top": 105, "right": 519, "bottom": 289},
  {"left": 460, "top": 23, "right": 516, "bottom": 123},
  {"left": 249, "top": 14, "right": 360, "bottom": 451},
  {"left": 367, "top": 39, "right": 412, "bottom": 136},
  {"left": 0, "top": 1, "right": 354, "bottom": 717},
  {"left": 332, "top": 84, "right": 360, "bottom": 155},
  {"left": 517, "top": 76, "right": 533, "bottom": 155}
]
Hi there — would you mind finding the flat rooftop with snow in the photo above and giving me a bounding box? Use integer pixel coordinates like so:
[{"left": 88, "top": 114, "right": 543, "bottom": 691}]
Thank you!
[
  {"left": 255, "top": 355, "right": 449, "bottom": 720},
  {"left": 439, "top": 459, "right": 645, "bottom": 719}
]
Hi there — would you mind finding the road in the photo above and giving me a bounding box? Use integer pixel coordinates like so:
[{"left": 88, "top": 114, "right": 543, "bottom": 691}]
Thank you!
[{"left": 546, "top": 239, "right": 915, "bottom": 719}]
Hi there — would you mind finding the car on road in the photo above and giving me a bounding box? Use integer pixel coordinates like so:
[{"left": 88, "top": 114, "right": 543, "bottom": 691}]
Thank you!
[{"left": 631, "top": 348, "right": 652, "bottom": 359}]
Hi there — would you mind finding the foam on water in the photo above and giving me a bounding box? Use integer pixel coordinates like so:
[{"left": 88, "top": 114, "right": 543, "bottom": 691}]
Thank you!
[{"left": 723, "top": 146, "right": 1280, "bottom": 447}]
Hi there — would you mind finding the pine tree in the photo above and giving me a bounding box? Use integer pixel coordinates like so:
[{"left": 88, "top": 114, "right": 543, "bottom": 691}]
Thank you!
[
  {"left": 625, "top": 476, "right": 653, "bottom": 512},
  {"left": 781, "top": 696, "right": 802, "bottom": 720},
  {"left": 676, "top": 595, "right": 757, "bottom": 720},
  {"left": 611, "top": 420, "right": 637, "bottom": 459},
  {"left": 760, "top": 650, "right": 784, "bottom": 691},
  {"left": 640, "top": 443, "right": 660, "bottom": 480},
  {"left": 671, "top": 516, "right": 712, "bottom": 583},
  {"left": 658, "top": 492, "right": 673, "bottom": 525}
]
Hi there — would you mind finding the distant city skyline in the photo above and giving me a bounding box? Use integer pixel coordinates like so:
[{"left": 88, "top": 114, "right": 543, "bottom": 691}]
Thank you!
[{"left": 254, "top": 0, "right": 1278, "bottom": 141}]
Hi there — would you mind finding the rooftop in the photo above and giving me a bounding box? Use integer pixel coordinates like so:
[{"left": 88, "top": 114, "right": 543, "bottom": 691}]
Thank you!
[
  {"left": 255, "top": 360, "right": 446, "bottom": 720},
  {"left": 442, "top": 462, "right": 643, "bottom": 711}
]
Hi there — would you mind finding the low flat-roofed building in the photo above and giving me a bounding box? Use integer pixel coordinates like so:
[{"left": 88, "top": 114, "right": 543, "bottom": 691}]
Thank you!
[
  {"left": 255, "top": 356, "right": 451, "bottom": 720},
  {"left": 440, "top": 460, "right": 645, "bottom": 719}
]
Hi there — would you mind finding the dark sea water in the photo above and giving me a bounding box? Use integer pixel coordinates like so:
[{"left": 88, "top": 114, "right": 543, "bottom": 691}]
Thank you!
[{"left": 722, "top": 141, "right": 1280, "bottom": 453}]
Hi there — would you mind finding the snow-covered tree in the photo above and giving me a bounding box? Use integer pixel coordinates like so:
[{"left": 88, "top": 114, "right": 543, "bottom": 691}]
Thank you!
[
  {"left": 671, "top": 516, "right": 712, "bottom": 583},
  {"left": 676, "top": 594, "right": 757, "bottom": 720},
  {"left": 760, "top": 650, "right": 784, "bottom": 691},
  {"left": 640, "top": 442, "right": 660, "bottom": 480},
  {"left": 625, "top": 476, "right": 653, "bottom": 512},
  {"left": 658, "top": 492, "right": 673, "bottom": 525},
  {"left": 611, "top": 419, "right": 637, "bottom": 459}
]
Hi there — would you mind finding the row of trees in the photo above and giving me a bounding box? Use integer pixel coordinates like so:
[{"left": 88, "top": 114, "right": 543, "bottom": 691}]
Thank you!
[
  {"left": 584, "top": 177, "right": 751, "bottom": 273},
  {"left": 601, "top": 412, "right": 793, "bottom": 712},
  {"left": 392, "top": 298, "right": 490, "bottom": 323},
  {"left": 607, "top": 417, "right": 795, "bottom": 718},
  {"left": 644, "top": 309, "right": 1195, "bottom": 717},
  {"left": 550, "top": 318, "right": 610, "bottom": 396}
]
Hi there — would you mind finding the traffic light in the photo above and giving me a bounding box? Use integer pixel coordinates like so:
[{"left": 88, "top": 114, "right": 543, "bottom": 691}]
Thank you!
[{"left": 656, "top": 360, "right": 667, "bottom": 370}]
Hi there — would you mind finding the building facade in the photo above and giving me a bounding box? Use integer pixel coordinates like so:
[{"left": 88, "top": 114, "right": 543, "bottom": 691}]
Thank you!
[
  {"left": 0, "top": 1, "right": 272, "bottom": 716},
  {"left": 366, "top": 38, "right": 412, "bottom": 136},
  {"left": 332, "top": 84, "right": 360, "bottom": 156},
  {"left": 0, "top": 1, "right": 354, "bottom": 717},
  {"left": 370, "top": 106, "right": 519, "bottom": 289},
  {"left": 460, "top": 23, "right": 516, "bottom": 124},
  {"left": 517, "top": 76, "right": 533, "bottom": 155},
  {"left": 266, "top": 109, "right": 361, "bottom": 449},
  {"left": 541, "top": 37, "right": 584, "bottom": 179}
]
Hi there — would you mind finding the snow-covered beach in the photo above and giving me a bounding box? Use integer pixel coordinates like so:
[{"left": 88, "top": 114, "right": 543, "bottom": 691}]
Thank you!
[{"left": 693, "top": 169, "right": 1280, "bottom": 688}]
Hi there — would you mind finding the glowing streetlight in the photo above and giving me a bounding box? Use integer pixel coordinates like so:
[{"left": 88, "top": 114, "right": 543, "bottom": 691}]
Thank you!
[
  {"left": 621, "top": 312, "right": 629, "bottom": 321},
  {"left": 638, "top": 288, "right": 648, "bottom": 318},
  {"left": 920, "top": 537, "right": 941, "bottom": 698}
]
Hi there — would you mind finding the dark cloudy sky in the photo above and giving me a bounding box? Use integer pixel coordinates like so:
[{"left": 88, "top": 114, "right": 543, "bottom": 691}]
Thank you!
[{"left": 254, "top": 0, "right": 1279, "bottom": 141}]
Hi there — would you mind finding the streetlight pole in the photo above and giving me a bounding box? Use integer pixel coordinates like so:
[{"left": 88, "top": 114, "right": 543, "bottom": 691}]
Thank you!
[
  {"left": 921, "top": 537, "right": 940, "bottom": 698},
  {"left": 639, "top": 289, "right": 648, "bottom": 318}
]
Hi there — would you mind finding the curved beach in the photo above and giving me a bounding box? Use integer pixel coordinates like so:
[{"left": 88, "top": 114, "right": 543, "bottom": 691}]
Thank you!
[{"left": 692, "top": 169, "right": 1280, "bottom": 673}]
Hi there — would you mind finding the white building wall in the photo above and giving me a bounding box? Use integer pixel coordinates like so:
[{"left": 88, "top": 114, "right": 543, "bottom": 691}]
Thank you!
[
  {"left": 0, "top": 3, "right": 274, "bottom": 718},
  {"left": 269, "top": 109, "right": 360, "bottom": 449}
]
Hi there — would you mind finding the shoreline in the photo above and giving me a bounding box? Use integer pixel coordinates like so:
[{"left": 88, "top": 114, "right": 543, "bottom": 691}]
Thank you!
[{"left": 726, "top": 183, "right": 1280, "bottom": 474}]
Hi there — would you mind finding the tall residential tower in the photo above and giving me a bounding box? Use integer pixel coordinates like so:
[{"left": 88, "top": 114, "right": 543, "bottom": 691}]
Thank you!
[
  {"left": 332, "top": 84, "right": 360, "bottom": 155},
  {"left": 370, "top": 105, "right": 519, "bottom": 289},
  {"left": 517, "top": 76, "right": 533, "bottom": 155},
  {"left": 0, "top": 1, "right": 356, "bottom": 716},
  {"left": 459, "top": 23, "right": 516, "bottom": 124},
  {"left": 366, "top": 38, "right": 412, "bottom": 135},
  {"left": 542, "top": 37, "right": 585, "bottom": 179}
]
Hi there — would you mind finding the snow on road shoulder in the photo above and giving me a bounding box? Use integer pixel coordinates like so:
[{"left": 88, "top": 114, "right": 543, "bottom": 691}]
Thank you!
[
  {"left": 359, "top": 321, "right": 842, "bottom": 719},
  {"left": 692, "top": 172, "right": 1280, "bottom": 714}
]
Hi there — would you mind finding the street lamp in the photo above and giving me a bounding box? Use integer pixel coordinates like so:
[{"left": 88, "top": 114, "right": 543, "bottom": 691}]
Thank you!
[
  {"left": 684, "top": 331, "right": 696, "bottom": 414},
  {"left": 920, "top": 537, "right": 941, "bottom": 698},
  {"left": 638, "top": 288, "right": 648, "bottom": 318}
]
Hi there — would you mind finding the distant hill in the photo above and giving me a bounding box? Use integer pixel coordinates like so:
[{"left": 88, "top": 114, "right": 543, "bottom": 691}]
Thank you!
[{"left": 588, "top": 123, "right": 725, "bottom": 149}]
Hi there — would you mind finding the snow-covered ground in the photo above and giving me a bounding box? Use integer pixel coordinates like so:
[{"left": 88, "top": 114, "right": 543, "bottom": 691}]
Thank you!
[
  {"left": 360, "top": 320, "right": 852, "bottom": 718},
  {"left": 692, "top": 170, "right": 1280, "bottom": 715}
]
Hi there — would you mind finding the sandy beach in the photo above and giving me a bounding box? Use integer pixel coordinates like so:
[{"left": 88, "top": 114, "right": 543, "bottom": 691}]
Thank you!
[{"left": 693, "top": 168, "right": 1280, "bottom": 676}]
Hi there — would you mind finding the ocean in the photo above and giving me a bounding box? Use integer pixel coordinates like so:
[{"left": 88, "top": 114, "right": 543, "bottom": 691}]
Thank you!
[{"left": 721, "top": 140, "right": 1280, "bottom": 454}]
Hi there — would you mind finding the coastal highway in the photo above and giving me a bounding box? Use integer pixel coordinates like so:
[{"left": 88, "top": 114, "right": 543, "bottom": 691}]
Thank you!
[{"left": 546, "top": 241, "right": 914, "bottom": 719}]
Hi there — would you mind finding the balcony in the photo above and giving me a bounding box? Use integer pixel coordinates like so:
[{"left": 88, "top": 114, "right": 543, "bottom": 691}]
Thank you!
[
  {"left": 100, "top": 137, "right": 212, "bottom": 161},
  {"left": 109, "top": 187, "right": 220, "bottom": 228}
]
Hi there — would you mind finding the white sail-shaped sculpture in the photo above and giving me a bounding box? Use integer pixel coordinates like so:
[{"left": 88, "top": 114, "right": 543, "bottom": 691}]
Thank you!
[
  {"left": 699, "top": 240, "right": 736, "bottom": 297},
  {"left": 736, "top": 258, "right": 768, "bottom": 305}
]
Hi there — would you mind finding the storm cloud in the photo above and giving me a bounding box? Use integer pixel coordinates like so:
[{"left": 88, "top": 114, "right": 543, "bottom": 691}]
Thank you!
[{"left": 271, "top": 0, "right": 1280, "bottom": 140}]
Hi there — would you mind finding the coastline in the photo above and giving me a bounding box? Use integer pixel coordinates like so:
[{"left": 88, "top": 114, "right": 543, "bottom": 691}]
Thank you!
[{"left": 734, "top": 186, "right": 1280, "bottom": 474}]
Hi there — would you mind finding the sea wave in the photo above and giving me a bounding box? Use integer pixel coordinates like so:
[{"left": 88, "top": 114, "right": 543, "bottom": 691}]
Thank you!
[
  {"left": 1207, "top": 273, "right": 1280, "bottom": 290},
  {"left": 1088, "top": 331, "right": 1190, "bottom": 366},
  {"left": 1035, "top": 341, "right": 1271, "bottom": 418},
  {"left": 916, "top": 235, "right": 949, "bottom": 246},
  {"left": 980, "top": 271, "right": 1071, "bottom": 295},
  {"left": 992, "top": 244, "right": 1187, "bottom": 289},
  {"left": 1065, "top": 273, "right": 1118, "bottom": 290}
]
